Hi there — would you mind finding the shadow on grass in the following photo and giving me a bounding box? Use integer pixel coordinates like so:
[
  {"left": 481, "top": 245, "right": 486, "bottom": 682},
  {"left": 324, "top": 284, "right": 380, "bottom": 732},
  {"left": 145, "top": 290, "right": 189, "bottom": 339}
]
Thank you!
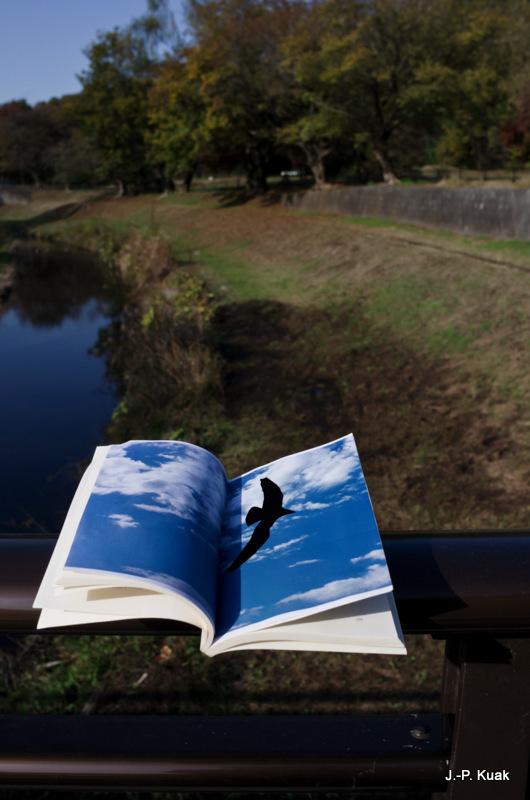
[
  {"left": 0, "top": 250, "right": 14, "bottom": 268},
  {"left": 0, "top": 203, "right": 85, "bottom": 247},
  {"left": 214, "top": 297, "right": 520, "bottom": 529},
  {"left": 213, "top": 187, "right": 256, "bottom": 207},
  {"left": 212, "top": 181, "right": 312, "bottom": 209}
]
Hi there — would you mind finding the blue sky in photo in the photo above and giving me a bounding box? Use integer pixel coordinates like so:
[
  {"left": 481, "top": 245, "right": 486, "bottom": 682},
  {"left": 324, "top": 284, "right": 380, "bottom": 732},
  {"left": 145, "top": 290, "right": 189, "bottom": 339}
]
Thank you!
[
  {"left": 215, "top": 435, "right": 391, "bottom": 638},
  {"left": 64, "top": 440, "right": 227, "bottom": 622},
  {"left": 0, "top": 1, "right": 189, "bottom": 106},
  {"left": 60, "top": 435, "right": 389, "bottom": 636}
]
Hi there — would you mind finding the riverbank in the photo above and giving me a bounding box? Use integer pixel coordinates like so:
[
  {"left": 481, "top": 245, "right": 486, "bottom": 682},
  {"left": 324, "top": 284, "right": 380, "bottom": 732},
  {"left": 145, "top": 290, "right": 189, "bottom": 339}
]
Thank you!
[
  {"left": 2, "top": 186, "right": 529, "bottom": 718},
  {"left": 0, "top": 265, "right": 14, "bottom": 304},
  {"left": 26, "top": 187, "right": 529, "bottom": 528},
  {"left": 3, "top": 187, "right": 530, "bottom": 525}
]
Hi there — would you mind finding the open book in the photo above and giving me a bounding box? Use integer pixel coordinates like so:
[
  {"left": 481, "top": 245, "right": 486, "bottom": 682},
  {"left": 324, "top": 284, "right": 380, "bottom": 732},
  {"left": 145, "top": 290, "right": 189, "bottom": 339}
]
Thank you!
[{"left": 34, "top": 434, "right": 406, "bottom": 656}]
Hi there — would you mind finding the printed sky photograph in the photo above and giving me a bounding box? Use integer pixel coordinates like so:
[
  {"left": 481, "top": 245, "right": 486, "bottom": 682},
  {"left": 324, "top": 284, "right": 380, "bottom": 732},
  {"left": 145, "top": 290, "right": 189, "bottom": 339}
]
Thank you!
[
  {"left": 59, "top": 435, "right": 390, "bottom": 640},
  {"left": 216, "top": 435, "right": 392, "bottom": 639},
  {"left": 64, "top": 440, "right": 228, "bottom": 624}
]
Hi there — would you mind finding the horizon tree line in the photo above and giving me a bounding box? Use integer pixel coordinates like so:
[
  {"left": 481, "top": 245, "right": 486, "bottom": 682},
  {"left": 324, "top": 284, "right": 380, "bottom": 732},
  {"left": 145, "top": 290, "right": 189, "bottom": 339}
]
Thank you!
[{"left": 1, "top": 0, "right": 530, "bottom": 194}]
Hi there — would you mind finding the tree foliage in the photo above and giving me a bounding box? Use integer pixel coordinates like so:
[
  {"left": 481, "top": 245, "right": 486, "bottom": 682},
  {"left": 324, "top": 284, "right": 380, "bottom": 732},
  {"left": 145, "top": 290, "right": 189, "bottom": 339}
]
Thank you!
[
  {"left": 182, "top": 0, "right": 305, "bottom": 193},
  {"left": 147, "top": 53, "right": 211, "bottom": 191},
  {"left": 0, "top": 0, "right": 527, "bottom": 190}
]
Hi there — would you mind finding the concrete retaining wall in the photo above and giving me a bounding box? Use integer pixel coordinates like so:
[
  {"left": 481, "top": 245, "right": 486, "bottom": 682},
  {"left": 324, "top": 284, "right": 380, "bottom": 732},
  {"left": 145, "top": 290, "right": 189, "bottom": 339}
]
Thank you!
[{"left": 282, "top": 186, "right": 530, "bottom": 241}]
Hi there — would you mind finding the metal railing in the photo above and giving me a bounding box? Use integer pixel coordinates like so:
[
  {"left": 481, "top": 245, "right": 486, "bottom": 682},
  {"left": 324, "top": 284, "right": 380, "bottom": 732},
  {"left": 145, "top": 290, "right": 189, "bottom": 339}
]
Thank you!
[{"left": 1, "top": 530, "right": 529, "bottom": 798}]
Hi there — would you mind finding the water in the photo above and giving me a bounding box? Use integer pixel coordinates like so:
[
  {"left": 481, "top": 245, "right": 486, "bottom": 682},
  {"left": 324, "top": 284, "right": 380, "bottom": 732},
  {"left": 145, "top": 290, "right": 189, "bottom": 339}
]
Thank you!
[{"left": 0, "top": 246, "right": 119, "bottom": 533}]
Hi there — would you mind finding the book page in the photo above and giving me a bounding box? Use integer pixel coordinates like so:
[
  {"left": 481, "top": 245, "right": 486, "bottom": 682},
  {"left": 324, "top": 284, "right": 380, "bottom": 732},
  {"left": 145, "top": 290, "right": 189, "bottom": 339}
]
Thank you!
[
  {"left": 55, "top": 440, "right": 227, "bottom": 625},
  {"left": 214, "top": 434, "right": 392, "bottom": 643},
  {"left": 207, "top": 594, "right": 406, "bottom": 656}
]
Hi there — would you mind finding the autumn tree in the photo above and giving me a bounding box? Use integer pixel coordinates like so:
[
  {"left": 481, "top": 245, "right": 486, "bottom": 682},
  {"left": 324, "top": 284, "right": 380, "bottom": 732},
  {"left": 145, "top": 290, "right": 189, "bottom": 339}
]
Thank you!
[
  {"left": 432, "top": 2, "right": 515, "bottom": 175},
  {"left": 185, "top": 0, "right": 303, "bottom": 194},
  {"left": 279, "top": 1, "right": 358, "bottom": 187},
  {"left": 0, "top": 100, "right": 66, "bottom": 186},
  {"left": 281, "top": 0, "right": 516, "bottom": 183},
  {"left": 147, "top": 53, "right": 211, "bottom": 192},
  {"left": 500, "top": 81, "right": 530, "bottom": 175},
  {"left": 281, "top": 0, "right": 442, "bottom": 183},
  {"left": 0, "top": 101, "right": 30, "bottom": 182}
]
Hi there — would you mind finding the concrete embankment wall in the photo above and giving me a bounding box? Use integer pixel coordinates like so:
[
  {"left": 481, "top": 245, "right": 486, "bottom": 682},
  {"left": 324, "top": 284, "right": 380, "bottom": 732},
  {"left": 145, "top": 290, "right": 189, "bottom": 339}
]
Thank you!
[{"left": 282, "top": 186, "right": 530, "bottom": 241}]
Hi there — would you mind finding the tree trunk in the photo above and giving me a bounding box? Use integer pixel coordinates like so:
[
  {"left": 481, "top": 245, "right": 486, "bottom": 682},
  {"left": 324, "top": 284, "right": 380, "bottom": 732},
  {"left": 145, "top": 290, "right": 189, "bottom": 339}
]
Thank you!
[
  {"left": 303, "top": 142, "right": 330, "bottom": 189},
  {"left": 177, "top": 168, "right": 195, "bottom": 193},
  {"left": 244, "top": 146, "right": 268, "bottom": 195},
  {"left": 371, "top": 145, "right": 398, "bottom": 185}
]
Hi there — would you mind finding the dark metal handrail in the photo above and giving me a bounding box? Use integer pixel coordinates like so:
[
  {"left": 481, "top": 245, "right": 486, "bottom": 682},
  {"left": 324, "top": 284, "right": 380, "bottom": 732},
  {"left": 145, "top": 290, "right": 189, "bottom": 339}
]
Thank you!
[
  {"left": 0, "top": 714, "right": 448, "bottom": 791},
  {"left": 1, "top": 530, "right": 529, "bottom": 634},
  {"left": 1, "top": 530, "right": 530, "bottom": 798}
]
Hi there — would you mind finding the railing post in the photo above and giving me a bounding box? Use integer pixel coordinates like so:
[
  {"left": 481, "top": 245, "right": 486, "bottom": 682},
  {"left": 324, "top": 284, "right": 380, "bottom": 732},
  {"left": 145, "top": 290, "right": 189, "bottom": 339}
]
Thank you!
[{"left": 434, "top": 636, "right": 530, "bottom": 799}]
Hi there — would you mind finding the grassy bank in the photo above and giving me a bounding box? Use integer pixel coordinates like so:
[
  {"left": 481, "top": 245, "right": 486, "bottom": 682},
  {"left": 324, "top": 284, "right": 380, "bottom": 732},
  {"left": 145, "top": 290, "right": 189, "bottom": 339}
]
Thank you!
[
  {"left": 1, "top": 186, "right": 529, "bottom": 718},
  {"left": 32, "top": 186, "right": 528, "bottom": 530}
]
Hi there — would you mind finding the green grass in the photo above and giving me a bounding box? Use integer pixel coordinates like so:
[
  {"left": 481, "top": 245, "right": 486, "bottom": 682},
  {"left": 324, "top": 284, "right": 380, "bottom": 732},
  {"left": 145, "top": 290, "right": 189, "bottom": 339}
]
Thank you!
[
  {"left": 367, "top": 273, "right": 469, "bottom": 356},
  {"left": 4, "top": 186, "right": 530, "bottom": 718},
  {"left": 293, "top": 208, "right": 400, "bottom": 229},
  {"left": 2, "top": 635, "right": 160, "bottom": 714},
  {"left": 342, "top": 214, "right": 399, "bottom": 227},
  {"left": 475, "top": 238, "right": 530, "bottom": 258}
]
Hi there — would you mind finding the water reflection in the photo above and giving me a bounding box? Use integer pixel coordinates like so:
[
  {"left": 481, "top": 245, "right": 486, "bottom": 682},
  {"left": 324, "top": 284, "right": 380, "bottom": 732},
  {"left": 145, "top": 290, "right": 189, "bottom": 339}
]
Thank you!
[{"left": 0, "top": 244, "right": 120, "bottom": 533}]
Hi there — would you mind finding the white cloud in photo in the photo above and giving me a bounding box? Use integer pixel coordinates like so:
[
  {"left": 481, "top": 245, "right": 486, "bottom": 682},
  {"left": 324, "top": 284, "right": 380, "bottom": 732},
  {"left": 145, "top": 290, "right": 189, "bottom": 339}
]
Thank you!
[
  {"left": 133, "top": 503, "right": 180, "bottom": 515},
  {"left": 294, "top": 500, "right": 329, "bottom": 511},
  {"left": 276, "top": 563, "right": 390, "bottom": 607},
  {"left": 289, "top": 559, "right": 320, "bottom": 568},
  {"left": 91, "top": 441, "right": 227, "bottom": 549},
  {"left": 243, "top": 534, "right": 309, "bottom": 566},
  {"left": 239, "top": 436, "right": 361, "bottom": 515},
  {"left": 293, "top": 493, "right": 355, "bottom": 513},
  {"left": 108, "top": 513, "right": 139, "bottom": 529},
  {"left": 350, "top": 548, "right": 385, "bottom": 565},
  {"left": 270, "top": 535, "right": 308, "bottom": 553},
  {"left": 240, "top": 605, "right": 264, "bottom": 618}
]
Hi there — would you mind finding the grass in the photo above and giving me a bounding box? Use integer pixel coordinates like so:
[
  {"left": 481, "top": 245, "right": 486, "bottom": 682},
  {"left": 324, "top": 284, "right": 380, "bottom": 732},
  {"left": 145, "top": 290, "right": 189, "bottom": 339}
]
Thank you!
[
  {"left": 2, "top": 185, "right": 530, "bottom": 719},
  {"left": 1, "top": 635, "right": 160, "bottom": 714},
  {"left": 476, "top": 237, "right": 530, "bottom": 257}
]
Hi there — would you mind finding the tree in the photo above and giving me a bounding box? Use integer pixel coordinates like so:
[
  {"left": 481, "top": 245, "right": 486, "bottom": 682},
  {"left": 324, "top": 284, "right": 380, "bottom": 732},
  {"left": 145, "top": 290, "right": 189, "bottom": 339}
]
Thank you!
[
  {"left": 147, "top": 53, "right": 211, "bottom": 192},
  {"left": 282, "top": 0, "right": 437, "bottom": 183},
  {"left": 77, "top": 29, "right": 153, "bottom": 195},
  {"left": 282, "top": 0, "right": 515, "bottom": 183},
  {"left": 185, "top": 0, "right": 303, "bottom": 194},
  {"left": 431, "top": 3, "right": 515, "bottom": 175},
  {"left": 279, "top": 1, "right": 356, "bottom": 187},
  {"left": 0, "top": 100, "right": 65, "bottom": 186},
  {"left": 500, "top": 81, "right": 530, "bottom": 176},
  {"left": 76, "top": 0, "right": 178, "bottom": 194},
  {"left": 0, "top": 101, "right": 30, "bottom": 182}
]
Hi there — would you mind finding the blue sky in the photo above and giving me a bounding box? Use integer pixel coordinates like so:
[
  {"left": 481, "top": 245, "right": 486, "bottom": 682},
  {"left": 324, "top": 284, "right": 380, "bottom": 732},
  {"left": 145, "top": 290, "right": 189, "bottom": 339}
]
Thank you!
[
  {"left": 215, "top": 435, "right": 391, "bottom": 639},
  {"left": 0, "top": 0, "right": 189, "bottom": 106}
]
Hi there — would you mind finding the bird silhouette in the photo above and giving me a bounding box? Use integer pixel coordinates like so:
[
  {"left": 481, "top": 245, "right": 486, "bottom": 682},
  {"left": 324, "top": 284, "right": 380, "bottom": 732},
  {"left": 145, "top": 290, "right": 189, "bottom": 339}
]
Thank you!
[{"left": 226, "top": 477, "right": 295, "bottom": 572}]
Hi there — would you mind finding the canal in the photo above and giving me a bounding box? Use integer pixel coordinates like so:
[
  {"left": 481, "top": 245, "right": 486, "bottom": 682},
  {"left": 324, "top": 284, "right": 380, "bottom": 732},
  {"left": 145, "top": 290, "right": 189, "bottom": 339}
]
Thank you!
[{"left": 0, "top": 244, "right": 119, "bottom": 533}]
